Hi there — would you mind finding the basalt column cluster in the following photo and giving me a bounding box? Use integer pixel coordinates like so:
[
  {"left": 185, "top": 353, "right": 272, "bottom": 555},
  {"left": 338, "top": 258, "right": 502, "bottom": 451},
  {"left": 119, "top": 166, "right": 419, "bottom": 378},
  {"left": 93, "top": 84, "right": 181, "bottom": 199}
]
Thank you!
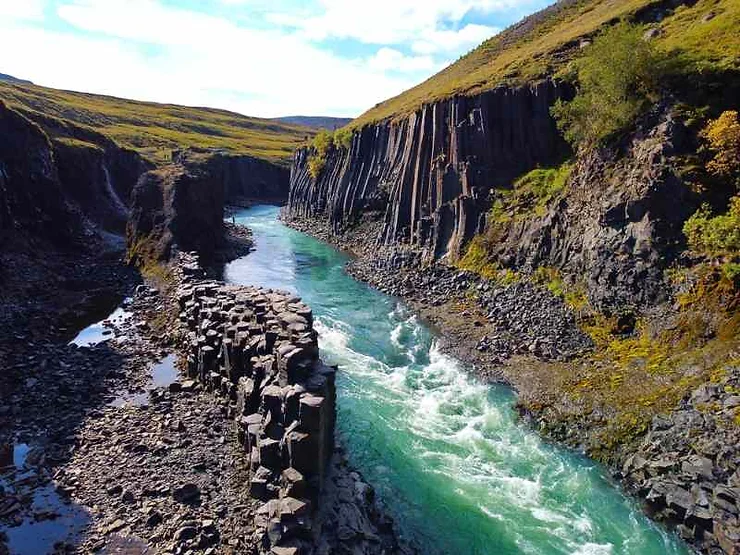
[{"left": 177, "top": 266, "right": 336, "bottom": 554}]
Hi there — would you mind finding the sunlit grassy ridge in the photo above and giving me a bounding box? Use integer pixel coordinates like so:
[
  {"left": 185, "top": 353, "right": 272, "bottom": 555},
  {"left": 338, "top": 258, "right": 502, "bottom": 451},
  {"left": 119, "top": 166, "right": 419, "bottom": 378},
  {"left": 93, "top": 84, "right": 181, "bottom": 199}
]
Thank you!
[
  {"left": 351, "top": 0, "right": 740, "bottom": 128},
  {"left": 0, "top": 81, "right": 313, "bottom": 165}
]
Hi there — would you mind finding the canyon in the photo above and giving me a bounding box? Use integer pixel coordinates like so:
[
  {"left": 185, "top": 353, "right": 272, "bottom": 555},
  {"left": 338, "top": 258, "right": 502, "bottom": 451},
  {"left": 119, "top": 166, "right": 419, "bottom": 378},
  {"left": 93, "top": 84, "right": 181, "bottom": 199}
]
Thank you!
[{"left": 2, "top": 0, "right": 740, "bottom": 553}]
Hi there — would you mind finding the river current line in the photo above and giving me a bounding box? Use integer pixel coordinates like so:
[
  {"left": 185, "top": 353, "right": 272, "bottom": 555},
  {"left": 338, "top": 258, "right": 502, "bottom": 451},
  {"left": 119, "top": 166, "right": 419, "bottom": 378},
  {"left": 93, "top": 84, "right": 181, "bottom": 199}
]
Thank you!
[{"left": 225, "top": 205, "right": 689, "bottom": 555}]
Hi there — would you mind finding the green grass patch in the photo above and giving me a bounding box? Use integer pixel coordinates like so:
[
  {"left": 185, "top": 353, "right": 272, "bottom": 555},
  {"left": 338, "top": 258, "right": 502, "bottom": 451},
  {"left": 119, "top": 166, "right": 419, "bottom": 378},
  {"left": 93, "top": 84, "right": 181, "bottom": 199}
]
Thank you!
[
  {"left": 0, "top": 82, "right": 314, "bottom": 165},
  {"left": 348, "top": 0, "right": 740, "bottom": 128}
]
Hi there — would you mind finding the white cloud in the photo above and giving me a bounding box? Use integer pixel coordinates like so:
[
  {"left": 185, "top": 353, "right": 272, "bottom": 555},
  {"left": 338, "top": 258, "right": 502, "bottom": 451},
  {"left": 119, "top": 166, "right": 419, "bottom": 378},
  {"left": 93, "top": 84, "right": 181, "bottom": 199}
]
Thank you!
[
  {"left": 412, "top": 23, "right": 499, "bottom": 55},
  {"left": 0, "top": 0, "right": 45, "bottom": 21},
  {"left": 0, "top": 0, "right": 543, "bottom": 117},
  {"left": 279, "top": 0, "right": 520, "bottom": 46},
  {"left": 368, "top": 48, "right": 441, "bottom": 73},
  {"left": 0, "top": 0, "right": 427, "bottom": 117}
]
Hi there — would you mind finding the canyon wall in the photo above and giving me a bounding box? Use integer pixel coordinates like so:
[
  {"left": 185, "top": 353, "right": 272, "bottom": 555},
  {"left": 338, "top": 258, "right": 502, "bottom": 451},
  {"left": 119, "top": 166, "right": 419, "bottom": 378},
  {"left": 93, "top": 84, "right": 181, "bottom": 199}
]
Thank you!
[
  {"left": 287, "top": 84, "right": 698, "bottom": 309},
  {"left": 128, "top": 155, "right": 227, "bottom": 262},
  {"left": 128, "top": 151, "right": 291, "bottom": 263},
  {"left": 490, "top": 113, "right": 696, "bottom": 309},
  {"left": 221, "top": 155, "right": 290, "bottom": 205},
  {"left": 287, "top": 81, "right": 570, "bottom": 261},
  {"left": 0, "top": 101, "right": 80, "bottom": 245},
  {"left": 0, "top": 100, "right": 151, "bottom": 245}
]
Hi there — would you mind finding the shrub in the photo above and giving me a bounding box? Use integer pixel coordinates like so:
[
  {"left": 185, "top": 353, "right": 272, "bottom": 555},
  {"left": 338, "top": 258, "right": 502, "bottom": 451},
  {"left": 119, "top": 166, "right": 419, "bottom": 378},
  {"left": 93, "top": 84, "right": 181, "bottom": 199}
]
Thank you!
[
  {"left": 683, "top": 196, "right": 740, "bottom": 255},
  {"left": 551, "top": 22, "right": 663, "bottom": 148},
  {"left": 312, "top": 129, "right": 334, "bottom": 154},
  {"left": 333, "top": 127, "right": 353, "bottom": 150},
  {"left": 308, "top": 156, "right": 326, "bottom": 180},
  {"left": 703, "top": 110, "right": 740, "bottom": 186},
  {"left": 307, "top": 129, "right": 334, "bottom": 179}
]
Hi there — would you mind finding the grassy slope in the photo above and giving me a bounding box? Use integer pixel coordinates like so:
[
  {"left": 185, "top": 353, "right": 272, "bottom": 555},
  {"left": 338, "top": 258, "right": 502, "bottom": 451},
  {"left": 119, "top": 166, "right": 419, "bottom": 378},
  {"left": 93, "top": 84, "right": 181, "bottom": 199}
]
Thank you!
[
  {"left": 0, "top": 82, "right": 314, "bottom": 165},
  {"left": 352, "top": 0, "right": 740, "bottom": 128}
]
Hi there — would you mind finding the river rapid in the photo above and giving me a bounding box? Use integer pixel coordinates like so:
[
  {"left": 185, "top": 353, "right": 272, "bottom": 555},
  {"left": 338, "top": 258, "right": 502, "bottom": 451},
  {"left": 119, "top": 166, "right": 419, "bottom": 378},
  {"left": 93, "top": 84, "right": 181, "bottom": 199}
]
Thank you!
[{"left": 225, "top": 205, "right": 689, "bottom": 555}]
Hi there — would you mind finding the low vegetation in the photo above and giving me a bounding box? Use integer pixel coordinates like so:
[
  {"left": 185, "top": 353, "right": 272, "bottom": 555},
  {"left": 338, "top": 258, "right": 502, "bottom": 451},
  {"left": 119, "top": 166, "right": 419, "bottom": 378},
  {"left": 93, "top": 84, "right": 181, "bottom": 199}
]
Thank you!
[
  {"left": 703, "top": 109, "right": 740, "bottom": 186},
  {"left": 455, "top": 162, "right": 571, "bottom": 278},
  {"left": 306, "top": 127, "right": 355, "bottom": 179},
  {"left": 350, "top": 0, "right": 740, "bottom": 128},
  {"left": 684, "top": 198, "right": 740, "bottom": 255},
  {"left": 0, "top": 81, "right": 313, "bottom": 165},
  {"left": 683, "top": 111, "right": 740, "bottom": 257},
  {"left": 531, "top": 266, "right": 588, "bottom": 311},
  {"left": 551, "top": 22, "right": 664, "bottom": 148}
]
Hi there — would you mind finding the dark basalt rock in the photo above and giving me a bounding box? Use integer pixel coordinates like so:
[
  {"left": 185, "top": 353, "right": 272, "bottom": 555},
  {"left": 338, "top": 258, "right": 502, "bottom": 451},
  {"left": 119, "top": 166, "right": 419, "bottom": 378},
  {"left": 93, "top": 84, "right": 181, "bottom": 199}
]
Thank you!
[
  {"left": 128, "top": 154, "right": 228, "bottom": 262},
  {"left": 287, "top": 85, "right": 698, "bottom": 310},
  {"left": 221, "top": 154, "right": 290, "bottom": 206},
  {"left": 489, "top": 113, "right": 697, "bottom": 310},
  {"left": 287, "top": 80, "right": 571, "bottom": 262},
  {"left": 0, "top": 101, "right": 79, "bottom": 245}
]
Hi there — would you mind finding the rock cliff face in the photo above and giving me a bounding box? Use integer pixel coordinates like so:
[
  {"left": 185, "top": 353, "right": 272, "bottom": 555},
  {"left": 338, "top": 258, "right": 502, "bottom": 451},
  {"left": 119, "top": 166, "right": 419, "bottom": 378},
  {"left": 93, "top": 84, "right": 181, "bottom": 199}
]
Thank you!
[
  {"left": 490, "top": 112, "right": 696, "bottom": 309},
  {"left": 0, "top": 100, "right": 150, "bottom": 244},
  {"left": 287, "top": 84, "right": 698, "bottom": 310},
  {"left": 128, "top": 155, "right": 227, "bottom": 262},
  {"left": 0, "top": 102, "right": 78, "bottom": 245},
  {"left": 287, "top": 81, "right": 570, "bottom": 260},
  {"left": 128, "top": 150, "right": 292, "bottom": 263},
  {"left": 53, "top": 139, "right": 149, "bottom": 234},
  {"left": 221, "top": 155, "right": 290, "bottom": 205}
]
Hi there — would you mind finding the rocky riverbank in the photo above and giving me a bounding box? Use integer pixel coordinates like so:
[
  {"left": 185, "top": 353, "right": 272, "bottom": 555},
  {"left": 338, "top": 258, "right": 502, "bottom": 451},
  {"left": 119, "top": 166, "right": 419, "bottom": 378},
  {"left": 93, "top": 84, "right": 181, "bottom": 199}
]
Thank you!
[
  {"left": 282, "top": 212, "right": 740, "bottom": 554},
  {"left": 1, "top": 237, "right": 410, "bottom": 555}
]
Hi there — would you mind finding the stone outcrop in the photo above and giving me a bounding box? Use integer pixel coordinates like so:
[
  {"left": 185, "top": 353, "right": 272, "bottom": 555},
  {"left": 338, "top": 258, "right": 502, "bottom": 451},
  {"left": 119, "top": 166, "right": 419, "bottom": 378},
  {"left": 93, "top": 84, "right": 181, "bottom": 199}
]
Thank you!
[
  {"left": 176, "top": 263, "right": 337, "bottom": 554},
  {"left": 128, "top": 150, "right": 292, "bottom": 263},
  {"left": 128, "top": 155, "right": 228, "bottom": 262},
  {"left": 0, "top": 101, "right": 80, "bottom": 244},
  {"left": 488, "top": 112, "right": 696, "bottom": 309},
  {"left": 287, "top": 80, "right": 570, "bottom": 261},
  {"left": 0, "top": 101, "right": 151, "bottom": 240},
  {"left": 53, "top": 137, "right": 149, "bottom": 234}
]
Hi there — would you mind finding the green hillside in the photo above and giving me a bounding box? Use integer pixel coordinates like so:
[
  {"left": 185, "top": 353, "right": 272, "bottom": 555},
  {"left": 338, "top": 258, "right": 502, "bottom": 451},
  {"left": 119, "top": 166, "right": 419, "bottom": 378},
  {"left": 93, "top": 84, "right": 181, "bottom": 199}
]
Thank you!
[
  {"left": 0, "top": 81, "right": 314, "bottom": 165},
  {"left": 352, "top": 0, "right": 740, "bottom": 128}
]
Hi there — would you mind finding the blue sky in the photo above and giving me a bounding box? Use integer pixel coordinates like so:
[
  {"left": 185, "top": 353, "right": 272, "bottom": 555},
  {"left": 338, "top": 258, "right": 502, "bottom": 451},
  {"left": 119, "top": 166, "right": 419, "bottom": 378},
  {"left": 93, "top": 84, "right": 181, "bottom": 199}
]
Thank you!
[{"left": 0, "top": 0, "right": 552, "bottom": 118}]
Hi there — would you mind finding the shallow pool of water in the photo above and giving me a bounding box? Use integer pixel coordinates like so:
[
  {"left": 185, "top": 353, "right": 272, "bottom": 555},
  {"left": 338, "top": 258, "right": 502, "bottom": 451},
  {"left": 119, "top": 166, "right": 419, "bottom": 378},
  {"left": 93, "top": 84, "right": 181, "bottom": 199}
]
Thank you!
[
  {"left": 224, "top": 206, "right": 690, "bottom": 555},
  {"left": 108, "top": 354, "right": 179, "bottom": 408},
  {"left": 69, "top": 301, "right": 132, "bottom": 347},
  {"left": 0, "top": 441, "right": 90, "bottom": 555}
]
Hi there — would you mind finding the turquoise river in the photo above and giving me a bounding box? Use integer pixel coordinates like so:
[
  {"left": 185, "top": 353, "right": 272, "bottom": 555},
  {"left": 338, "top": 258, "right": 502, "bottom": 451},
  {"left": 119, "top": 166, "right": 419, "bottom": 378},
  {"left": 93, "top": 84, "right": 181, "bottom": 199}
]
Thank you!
[{"left": 225, "top": 205, "right": 690, "bottom": 555}]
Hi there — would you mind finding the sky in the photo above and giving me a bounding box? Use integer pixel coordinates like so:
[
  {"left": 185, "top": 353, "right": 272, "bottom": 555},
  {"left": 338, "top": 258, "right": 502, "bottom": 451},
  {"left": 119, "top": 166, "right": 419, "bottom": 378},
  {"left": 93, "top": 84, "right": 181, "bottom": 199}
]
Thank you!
[{"left": 0, "top": 0, "right": 552, "bottom": 119}]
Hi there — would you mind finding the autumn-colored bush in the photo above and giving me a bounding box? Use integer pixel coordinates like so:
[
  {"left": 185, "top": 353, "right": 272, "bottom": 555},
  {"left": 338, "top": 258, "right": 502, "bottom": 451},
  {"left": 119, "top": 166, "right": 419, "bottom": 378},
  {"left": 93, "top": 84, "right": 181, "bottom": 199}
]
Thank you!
[{"left": 703, "top": 110, "right": 740, "bottom": 186}]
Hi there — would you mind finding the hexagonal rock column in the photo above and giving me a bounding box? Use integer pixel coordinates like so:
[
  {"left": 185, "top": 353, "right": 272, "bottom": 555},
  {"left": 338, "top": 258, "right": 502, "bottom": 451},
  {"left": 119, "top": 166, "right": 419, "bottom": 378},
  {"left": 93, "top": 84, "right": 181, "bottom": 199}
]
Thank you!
[{"left": 176, "top": 254, "right": 337, "bottom": 554}]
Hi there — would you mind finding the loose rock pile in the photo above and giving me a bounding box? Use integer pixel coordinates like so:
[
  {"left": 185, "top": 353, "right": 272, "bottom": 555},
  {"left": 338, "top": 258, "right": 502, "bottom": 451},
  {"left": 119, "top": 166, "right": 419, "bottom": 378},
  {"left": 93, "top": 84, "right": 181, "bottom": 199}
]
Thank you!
[
  {"left": 347, "top": 254, "right": 592, "bottom": 364},
  {"left": 622, "top": 370, "right": 740, "bottom": 554},
  {"left": 177, "top": 266, "right": 337, "bottom": 554}
]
